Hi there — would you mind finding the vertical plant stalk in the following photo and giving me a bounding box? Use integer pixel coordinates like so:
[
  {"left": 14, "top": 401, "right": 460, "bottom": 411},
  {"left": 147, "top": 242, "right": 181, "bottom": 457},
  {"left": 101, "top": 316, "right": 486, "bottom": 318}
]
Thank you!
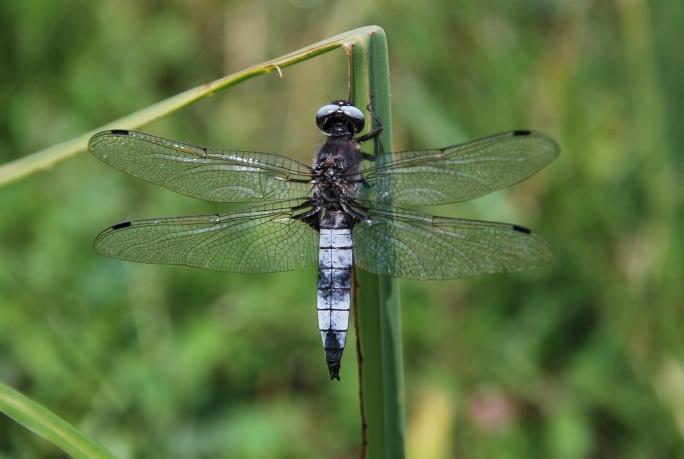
[{"left": 349, "top": 29, "right": 406, "bottom": 459}]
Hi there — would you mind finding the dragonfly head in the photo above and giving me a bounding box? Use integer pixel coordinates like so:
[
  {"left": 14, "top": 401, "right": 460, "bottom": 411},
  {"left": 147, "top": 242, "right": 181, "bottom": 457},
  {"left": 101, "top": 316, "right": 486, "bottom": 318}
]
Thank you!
[{"left": 316, "top": 100, "right": 365, "bottom": 137}]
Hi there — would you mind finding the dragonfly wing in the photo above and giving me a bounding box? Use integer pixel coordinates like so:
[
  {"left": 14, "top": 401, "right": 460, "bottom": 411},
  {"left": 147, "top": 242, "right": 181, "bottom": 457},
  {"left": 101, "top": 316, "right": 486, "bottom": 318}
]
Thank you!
[
  {"left": 353, "top": 206, "right": 552, "bottom": 280},
  {"left": 94, "top": 201, "right": 318, "bottom": 273},
  {"left": 89, "top": 130, "right": 312, "bottom": 202},
  {"left": 358, "top": 130, "right": 559, "bottom": 205}
]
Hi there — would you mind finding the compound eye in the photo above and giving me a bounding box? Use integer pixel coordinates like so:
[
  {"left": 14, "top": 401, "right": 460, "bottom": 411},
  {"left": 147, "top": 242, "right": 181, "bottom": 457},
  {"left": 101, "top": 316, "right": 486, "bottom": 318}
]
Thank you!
[
  {"left": 316, "top": 104, "right": 339, "bottom": 123},
  {"left": 315, "top": 104, "right": 341, "bottom": 133},
  {"left": 341, "top": 105, "right": 365, "bottom": 133},
  {"left": 340, "top": 105, "right": 364, "bottom": 122}
]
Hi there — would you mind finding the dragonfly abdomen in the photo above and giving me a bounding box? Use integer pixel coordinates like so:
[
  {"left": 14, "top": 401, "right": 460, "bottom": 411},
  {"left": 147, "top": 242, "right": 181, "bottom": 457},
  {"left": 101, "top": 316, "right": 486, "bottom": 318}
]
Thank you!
[{"left": 317, "top": 211, "right": 353, "bottom": 381}]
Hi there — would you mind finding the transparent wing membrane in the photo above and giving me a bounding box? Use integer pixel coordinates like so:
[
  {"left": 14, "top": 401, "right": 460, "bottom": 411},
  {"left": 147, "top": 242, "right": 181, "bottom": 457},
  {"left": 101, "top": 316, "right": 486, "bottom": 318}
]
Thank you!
[
  {"left": 91, "top": 127, "right": 557, "bottom": 279},
  {"left": 357, "top": 130, "right": 559, "bottom": 206},
  {"left": 89, "top": 130, "right": 313, "bottom": 202},
  {"left": 353, "top": 206, "right": 553, "bottom": 280},
  {"left": 94, "top": 201, "right": 318, "bottom": 273}
]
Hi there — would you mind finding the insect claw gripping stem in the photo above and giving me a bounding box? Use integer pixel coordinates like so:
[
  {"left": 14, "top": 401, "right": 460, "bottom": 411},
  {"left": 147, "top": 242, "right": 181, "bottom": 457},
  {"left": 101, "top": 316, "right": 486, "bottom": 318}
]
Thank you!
[
  {"left": 355, "top": 101, "right": 383, "bottom": 143},
  {"left": 367, "top": 101, "right": 382, "bottom": 130}
]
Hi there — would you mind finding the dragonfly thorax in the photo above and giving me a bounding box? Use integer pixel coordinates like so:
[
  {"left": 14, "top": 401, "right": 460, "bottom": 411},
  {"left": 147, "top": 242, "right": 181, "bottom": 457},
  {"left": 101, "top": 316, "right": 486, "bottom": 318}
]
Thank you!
[
  {"left": 311, "top": 134, "right": 364, "bottom": 212},
  {"left": 311, "top": 168, "right": 351, "bottom": 208}
]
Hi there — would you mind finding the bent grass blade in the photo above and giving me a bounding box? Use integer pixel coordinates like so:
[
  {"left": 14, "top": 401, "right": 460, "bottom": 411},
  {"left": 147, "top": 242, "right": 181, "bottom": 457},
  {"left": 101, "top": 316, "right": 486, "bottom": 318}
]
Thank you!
[
  {"left": 0, "top": 26, "right": 384, "bottom": 187},
  {"left": 0, "top": 382, "right": 116, "bottom": 459}
]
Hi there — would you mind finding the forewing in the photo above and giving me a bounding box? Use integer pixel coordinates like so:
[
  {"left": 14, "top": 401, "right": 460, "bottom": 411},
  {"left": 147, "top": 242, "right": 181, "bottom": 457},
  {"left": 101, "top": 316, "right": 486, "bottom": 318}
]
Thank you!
[
  {"left": 89, "top": 130, "right": 312, "bottom": 202},
  {"left": 353, "top": 206, "right": 552, "bottom": 280},
  {"left": 358, "top": 130, "right": 559, "bottom": 205},
  {"left": 94, "top": 201, "right": 318, "bottom": 273}
]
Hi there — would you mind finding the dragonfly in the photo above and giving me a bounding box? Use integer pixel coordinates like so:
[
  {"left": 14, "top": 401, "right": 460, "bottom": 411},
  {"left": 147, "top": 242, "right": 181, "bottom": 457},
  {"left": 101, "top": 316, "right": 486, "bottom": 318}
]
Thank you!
[{"left": 89, "top": 100, "right": 559, "bottom": 380}]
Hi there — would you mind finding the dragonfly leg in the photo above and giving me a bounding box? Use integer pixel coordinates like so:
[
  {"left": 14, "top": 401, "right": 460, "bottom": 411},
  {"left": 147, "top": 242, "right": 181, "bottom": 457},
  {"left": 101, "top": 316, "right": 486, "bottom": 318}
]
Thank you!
[
  {"left": 341, "top": 201, "right": 369, "bottom": 222},
  {"left": 293, "top": 205, "right": 322, "bottom": 228},
  {"left": 355, "top": 101, "right": 383, "bottom": 143},
  {"left": 361, "top": 151, "right": 376, "bottom": 161}
]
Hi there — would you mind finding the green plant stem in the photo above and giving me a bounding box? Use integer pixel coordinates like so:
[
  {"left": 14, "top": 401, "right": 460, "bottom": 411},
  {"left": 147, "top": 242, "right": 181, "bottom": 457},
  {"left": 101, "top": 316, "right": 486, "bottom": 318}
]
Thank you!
[
  {"left": 0, "top": 382, "right": 116, "bottom": 459},
  {"left": 0, "top": 26, "right": 383, "bottom": 187},
  {"left": 351, "top": 29, "right": 406, "bottom": 459}
]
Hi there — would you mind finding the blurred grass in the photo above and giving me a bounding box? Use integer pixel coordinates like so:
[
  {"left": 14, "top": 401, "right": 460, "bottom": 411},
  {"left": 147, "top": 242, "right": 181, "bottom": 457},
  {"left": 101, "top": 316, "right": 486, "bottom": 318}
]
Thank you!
[{"left": 1, "top": 1, "right": 683, "bottom": 458}]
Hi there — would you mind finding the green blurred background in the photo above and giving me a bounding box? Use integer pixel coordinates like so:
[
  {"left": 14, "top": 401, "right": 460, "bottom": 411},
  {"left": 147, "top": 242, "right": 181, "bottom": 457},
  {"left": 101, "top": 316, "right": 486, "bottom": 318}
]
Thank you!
[{"left": 1, "top": 1, "right": 683, "bottom": 458}]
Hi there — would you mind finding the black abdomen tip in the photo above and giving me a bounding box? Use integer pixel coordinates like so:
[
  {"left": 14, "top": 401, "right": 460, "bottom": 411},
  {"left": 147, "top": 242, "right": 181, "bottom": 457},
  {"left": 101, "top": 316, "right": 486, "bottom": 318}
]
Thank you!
[
  {"left": 327, "top": 361, "right": 341, "bottom": 381},
  {"left": 326, "top": 348, "right": 343, "bottom": 381}
]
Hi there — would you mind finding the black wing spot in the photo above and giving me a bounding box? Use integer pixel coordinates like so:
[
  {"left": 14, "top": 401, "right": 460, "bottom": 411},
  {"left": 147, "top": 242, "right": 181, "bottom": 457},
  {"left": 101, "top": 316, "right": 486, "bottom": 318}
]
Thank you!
[
  {"left": 513, "top": 130, "right": 531, "bottom": 136},
  {"left": 111, "top": 221, "right": 132, "bottom": 230},
  {"left": 110, "top": 129, "right": 129, "bottom": 135},
  {"left": 512, "top": 224, "right": 531, "bottom": 234}
]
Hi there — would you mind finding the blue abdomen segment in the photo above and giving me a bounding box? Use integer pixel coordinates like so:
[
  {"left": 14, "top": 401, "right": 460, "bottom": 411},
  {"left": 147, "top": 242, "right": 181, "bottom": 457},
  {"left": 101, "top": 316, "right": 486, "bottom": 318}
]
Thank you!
[{"left": 317, "top": 219, "right": 353, "bottom": 380}]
